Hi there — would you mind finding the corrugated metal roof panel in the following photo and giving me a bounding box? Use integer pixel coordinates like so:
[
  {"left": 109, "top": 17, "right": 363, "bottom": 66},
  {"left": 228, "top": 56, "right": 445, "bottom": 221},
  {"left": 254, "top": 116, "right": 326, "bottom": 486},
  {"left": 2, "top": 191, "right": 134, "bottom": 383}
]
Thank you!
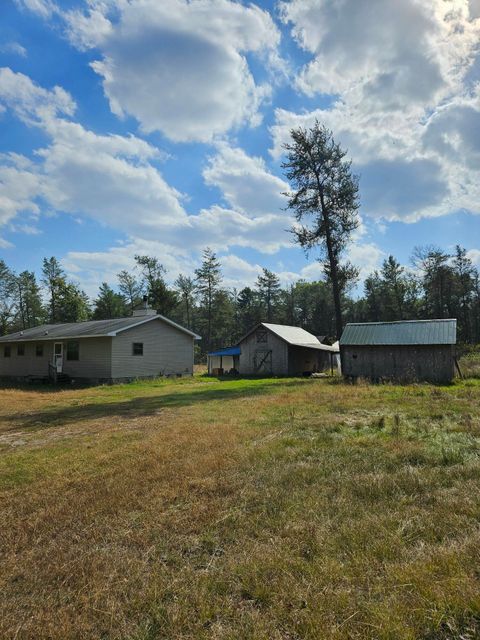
[
  {"left": 262, "top": 323, "right": 321, "bottom": 346},
  {"left": 262, "top": 324, "right": 339, "bottom": 352},
  {"left": 340, "top": 319, "right": 457, "bottom": 346}
]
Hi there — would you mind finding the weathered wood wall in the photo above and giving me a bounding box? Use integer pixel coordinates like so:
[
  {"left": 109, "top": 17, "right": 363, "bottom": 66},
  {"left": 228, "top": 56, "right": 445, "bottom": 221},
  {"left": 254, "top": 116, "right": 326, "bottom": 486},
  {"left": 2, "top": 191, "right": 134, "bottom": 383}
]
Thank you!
[
  {"left": 238, "top": 330, "right": 288, "bottom": 375},
  {"left": 340, "top": 344, "right": 455, "bottom": 383}
]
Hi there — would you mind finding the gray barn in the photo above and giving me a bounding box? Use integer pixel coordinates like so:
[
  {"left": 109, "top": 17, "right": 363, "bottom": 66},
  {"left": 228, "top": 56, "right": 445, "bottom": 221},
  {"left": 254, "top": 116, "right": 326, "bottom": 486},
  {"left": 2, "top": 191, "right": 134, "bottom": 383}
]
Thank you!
[
  {"left": 236, "top": 323, "right": 338, "bottom": 376},
  {"left": 0, "top": 309, "right": 200, "bottom": 384},
  {"left": 340, "top": 319, "right": 457, "bottom": 383}
]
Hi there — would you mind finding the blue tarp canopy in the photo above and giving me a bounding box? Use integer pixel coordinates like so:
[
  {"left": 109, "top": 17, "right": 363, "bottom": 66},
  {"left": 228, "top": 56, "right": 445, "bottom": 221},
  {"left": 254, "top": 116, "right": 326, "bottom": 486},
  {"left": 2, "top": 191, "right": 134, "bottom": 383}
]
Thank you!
[{"left": 208, "top": 346, "right": 241, "bottom": 357}]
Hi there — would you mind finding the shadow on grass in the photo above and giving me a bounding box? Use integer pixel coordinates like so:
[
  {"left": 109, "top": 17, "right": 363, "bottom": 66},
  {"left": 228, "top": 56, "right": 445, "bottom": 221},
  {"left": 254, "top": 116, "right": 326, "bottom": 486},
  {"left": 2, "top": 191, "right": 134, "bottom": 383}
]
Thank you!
[{"left": 1, "top": 379, "right": 305, "bottom": 433}]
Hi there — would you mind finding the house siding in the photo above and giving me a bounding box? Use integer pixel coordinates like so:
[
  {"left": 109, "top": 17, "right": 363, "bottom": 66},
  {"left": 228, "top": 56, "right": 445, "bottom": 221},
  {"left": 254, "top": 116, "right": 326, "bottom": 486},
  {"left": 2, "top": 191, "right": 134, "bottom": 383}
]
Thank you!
[
  {"left": 340, "top": 344, "right": 455, "bottom": 383},
  {"left": 111, "top": 319, "right": 194, "bottom": 379},
  {"left": 0, "top": 338, "right": 112, "bottom": 381},
  {"left": 0, "top": 341, "right": 52, "bottom": 378},
  {"left": 62, "top": 338, "right": 112, "bottom": 380},
  {"left": 238, "top": 329, "right": 288, "bottom": 375}
]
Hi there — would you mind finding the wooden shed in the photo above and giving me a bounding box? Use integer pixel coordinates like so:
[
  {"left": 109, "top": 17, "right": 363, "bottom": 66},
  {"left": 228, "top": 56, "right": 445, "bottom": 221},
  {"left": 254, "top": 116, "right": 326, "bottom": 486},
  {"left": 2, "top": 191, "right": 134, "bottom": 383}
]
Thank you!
[
  {"left": 236, "top": 323, "right": 338, "bottom": 376},
  {"left": 340, "top": 319, "right": 457, "bottom": 383}
]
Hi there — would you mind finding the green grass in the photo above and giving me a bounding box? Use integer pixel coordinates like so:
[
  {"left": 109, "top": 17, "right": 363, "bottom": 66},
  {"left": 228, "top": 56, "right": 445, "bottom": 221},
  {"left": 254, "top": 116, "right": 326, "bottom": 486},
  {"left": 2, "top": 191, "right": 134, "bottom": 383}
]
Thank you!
[{"left": 0, "top": 375, "right": 479, "bottom": 639}]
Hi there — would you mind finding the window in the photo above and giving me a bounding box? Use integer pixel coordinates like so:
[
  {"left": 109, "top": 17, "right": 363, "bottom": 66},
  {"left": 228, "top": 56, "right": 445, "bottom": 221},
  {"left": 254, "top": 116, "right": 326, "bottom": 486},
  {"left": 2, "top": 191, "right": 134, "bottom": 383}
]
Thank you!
[
  {"left": 256, "top": 328, "right": 268, "bottom": 343},
  {"left": 17, "top": 344, "right": 25, "bottom": 356},
  {"left": 132, "top": 342, "right": 143, "bottom": 356},
  {"left": 4, "top": 345, "right": 11, "bottom": 358},
  {"left": 66, "top": 341, "right": 79, "bottom": 361},
  {"left": 36, "top": 344, "right": 44, "bottom": 357}
]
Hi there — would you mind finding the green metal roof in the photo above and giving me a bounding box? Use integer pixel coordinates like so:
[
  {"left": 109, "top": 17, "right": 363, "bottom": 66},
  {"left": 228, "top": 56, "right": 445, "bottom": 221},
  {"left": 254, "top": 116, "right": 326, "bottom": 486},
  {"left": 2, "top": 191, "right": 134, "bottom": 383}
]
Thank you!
[{"left": 340, "top": 319, "right": 457, "bottom": 346}]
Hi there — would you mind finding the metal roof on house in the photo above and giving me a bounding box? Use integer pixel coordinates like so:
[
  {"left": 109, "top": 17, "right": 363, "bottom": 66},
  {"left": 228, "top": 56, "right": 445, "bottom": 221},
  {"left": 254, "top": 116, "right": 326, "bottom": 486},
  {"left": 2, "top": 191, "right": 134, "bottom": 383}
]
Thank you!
[
  {"left": 238, "top": 323, "right": 339, "bottom": 352},
  {"left": 0, "top": 314, "right": 201, "bottom": 343},
  {"left": 340, "top": 319, "right": 457, "bottom": 346},
  {"left": 208, "top": 346, "right": 241, "bottom": 357}
]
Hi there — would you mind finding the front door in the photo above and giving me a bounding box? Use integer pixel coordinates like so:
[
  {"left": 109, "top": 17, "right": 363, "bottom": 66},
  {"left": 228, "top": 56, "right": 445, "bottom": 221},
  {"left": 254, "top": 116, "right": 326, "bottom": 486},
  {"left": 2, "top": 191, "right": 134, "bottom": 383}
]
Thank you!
[{"left": 54, "top": 342, "right": 63, "bottom": 373}]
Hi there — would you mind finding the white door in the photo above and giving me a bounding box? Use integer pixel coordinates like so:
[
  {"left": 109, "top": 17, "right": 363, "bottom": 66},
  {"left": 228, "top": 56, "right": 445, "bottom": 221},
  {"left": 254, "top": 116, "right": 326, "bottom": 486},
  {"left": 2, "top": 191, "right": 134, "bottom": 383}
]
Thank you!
[{"left": 54, "top": 342, "right": 63, "bottom": 373}]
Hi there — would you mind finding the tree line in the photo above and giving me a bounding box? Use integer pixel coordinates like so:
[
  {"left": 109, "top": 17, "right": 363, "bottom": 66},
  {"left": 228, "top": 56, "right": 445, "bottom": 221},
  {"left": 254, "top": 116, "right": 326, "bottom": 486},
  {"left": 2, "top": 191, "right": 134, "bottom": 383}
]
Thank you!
[
  {"left": 1, "top": 121, "right": 478, "bottom": 353},
  {"left": 1, "top": 244, "right": 479, "bottom": 355}
]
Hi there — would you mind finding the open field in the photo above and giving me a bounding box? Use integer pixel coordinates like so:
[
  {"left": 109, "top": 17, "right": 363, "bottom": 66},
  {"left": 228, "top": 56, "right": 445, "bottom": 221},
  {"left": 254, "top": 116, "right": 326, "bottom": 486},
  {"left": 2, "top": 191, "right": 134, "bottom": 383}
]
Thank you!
[{"left": 1, "top": 375, "right": 480, "bottom": 639}]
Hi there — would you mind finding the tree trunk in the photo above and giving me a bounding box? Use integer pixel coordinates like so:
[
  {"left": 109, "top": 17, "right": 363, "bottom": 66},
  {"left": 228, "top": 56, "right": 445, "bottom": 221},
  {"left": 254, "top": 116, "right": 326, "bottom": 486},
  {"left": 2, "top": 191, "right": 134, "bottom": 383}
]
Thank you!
[{"left": 319, "top": 191, "right": 343, "bottom": 339}]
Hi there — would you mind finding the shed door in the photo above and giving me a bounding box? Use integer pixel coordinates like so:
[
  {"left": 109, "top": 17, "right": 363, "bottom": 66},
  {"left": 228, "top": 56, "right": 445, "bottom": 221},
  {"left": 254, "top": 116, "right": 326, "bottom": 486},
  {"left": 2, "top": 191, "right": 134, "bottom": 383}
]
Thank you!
[{"left": 254, "top": 349, "right": 272, "bottom": 375}]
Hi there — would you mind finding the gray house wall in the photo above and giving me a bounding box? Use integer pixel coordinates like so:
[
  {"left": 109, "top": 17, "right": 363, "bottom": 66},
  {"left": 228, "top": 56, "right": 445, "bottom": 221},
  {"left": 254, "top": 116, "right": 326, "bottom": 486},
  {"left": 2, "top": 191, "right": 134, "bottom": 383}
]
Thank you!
[
  {"left": 238, "top": 329, "right": 288, "bottom": 375},
  {"left": 111, "top": 319, "right": 194, "bottom": 379},
  {"left": 0, "top": 338, "right": 112, "bottom": 381},
  {"left": 63, "top": 338, "right": 112, "bottom": 380},
  {"left": 340, "top": 344, "right": 455, "bottom": 383},
  {"left": 0, "top": 341, "right": 52, "bottom": 378}
]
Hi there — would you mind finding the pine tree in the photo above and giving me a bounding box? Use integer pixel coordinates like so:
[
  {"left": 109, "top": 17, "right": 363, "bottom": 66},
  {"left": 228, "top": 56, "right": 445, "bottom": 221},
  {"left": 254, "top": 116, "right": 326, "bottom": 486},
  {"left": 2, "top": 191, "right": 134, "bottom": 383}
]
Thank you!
[
  {"left": 15, "top": 271, "right": 44, "bottom": 329},
  {"left": 118, "top": 270, "right": 144, "bottom": 314},
  {"left": 256, "top": 268, "right": 281, "bottom": 322},
  {"left": 282, "top": 121, "right": 360, "bottom": 338},
  {"left": 42, "top": 256, "right": 65, "bottom": 323},
  {"left": 195, "top": 248, "right": 222, "bottom": 352},
  {"left": 174, "top": 274, "right": 196, "bottom": 329},
  {"left": 93, "top": 283, "right": 128, "bottom": 320},
  {"left": 134, "top": 255, "right": 178, "bottom": 316},
  {"left": 0, "top": 260, "right": 16, "bottom": 335}
]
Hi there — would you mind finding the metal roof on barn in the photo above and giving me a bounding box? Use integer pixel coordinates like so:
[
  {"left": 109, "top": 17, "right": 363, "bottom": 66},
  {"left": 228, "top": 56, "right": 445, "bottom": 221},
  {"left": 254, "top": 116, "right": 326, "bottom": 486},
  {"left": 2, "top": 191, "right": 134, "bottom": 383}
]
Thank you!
[
  {"left": 0, "top": 314, "right": 201, "bottom": 342},
  {"left": 239, "top": 323, "right": 339, "bottom": 352},
  {"left": 340, "top": 319, "right": 457, "bottom": 346}
]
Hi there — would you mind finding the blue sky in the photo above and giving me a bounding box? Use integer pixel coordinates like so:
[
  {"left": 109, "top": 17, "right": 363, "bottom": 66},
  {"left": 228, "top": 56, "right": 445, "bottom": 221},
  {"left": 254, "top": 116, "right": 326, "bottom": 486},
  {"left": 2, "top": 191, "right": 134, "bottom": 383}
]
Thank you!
[{"left": 1, "top": 0, "right": 480, "bottom": 298}]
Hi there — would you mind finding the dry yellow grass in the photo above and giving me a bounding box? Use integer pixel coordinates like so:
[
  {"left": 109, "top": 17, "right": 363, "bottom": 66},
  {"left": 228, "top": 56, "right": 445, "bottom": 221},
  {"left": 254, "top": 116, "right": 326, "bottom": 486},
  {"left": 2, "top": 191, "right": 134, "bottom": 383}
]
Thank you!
[{"left": 1, "top": 376, "right": 480, "bottom": 639}]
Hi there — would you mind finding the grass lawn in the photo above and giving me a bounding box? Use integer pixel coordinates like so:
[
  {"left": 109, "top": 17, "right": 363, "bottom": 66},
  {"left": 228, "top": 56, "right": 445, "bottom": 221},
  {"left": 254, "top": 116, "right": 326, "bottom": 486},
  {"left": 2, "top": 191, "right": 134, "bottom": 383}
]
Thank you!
[{"left": 1, "top": 375, "right": 480, "bottom": 639}]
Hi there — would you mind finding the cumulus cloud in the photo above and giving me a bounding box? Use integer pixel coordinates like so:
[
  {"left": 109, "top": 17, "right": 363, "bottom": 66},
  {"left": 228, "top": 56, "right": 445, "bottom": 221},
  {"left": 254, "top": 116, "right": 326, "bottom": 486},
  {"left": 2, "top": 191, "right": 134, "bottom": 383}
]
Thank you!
[
  {"left": 273, "top": 0, "right": 480, "bottom": 223},
  {"left": 65, "top": 0, "right": 280, "bottom": 142},
  {"left": 0, "top": 68, "right": 294, "bottom": 263},
  {"left": 203, "top": 143, "right": 289, "bottom": 217}
]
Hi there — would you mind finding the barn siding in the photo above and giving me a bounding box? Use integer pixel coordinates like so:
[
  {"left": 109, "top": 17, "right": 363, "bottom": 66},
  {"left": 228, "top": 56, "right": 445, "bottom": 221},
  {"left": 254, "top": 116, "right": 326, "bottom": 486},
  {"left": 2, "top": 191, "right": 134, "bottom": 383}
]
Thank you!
[
  {"left": 238, "top": 330, "right": 288, "bottom": 375},
  {"left": 111, "top": 319, "right": 194, "bottom": 379},
  {"left": 341, "top": 345, "right": 455, "bottom": 383}
]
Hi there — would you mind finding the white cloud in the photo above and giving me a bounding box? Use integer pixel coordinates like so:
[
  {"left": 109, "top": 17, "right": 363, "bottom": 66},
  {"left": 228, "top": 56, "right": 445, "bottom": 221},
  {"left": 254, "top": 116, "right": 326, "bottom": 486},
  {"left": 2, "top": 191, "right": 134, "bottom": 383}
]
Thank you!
[
  {"left": 0, "top": 67, "right": 75, "bottom": 125},
  {"left": 0, "top": 68, "right": 296, "bottom": 267},
  {"left": 14, "top": 0, "right": 56, "bottom": 18},
  {"left": 203, "top": 143, "right": 289, "bottom": 217},
  {"left": 273, "top": 0, "right": 480, "bottom": 223},
  {"left": 65, "top": 0, "right": 280, "bottom": 142},
  {"left": 466, "top": 248, "right": 480, "bottom": 266},
  {"left": 0, "top": 154, "right": 42, "bottom": 228},
  {"left": 0, "top": 42, "right": 27, "bottom": 57}
]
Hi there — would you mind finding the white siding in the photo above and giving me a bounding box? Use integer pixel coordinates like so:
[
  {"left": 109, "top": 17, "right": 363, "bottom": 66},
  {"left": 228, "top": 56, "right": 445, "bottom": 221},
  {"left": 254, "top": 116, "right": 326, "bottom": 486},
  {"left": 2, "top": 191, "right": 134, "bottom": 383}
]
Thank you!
[{"left": 111, "top": 318, "right": 194, "bottom": 379}]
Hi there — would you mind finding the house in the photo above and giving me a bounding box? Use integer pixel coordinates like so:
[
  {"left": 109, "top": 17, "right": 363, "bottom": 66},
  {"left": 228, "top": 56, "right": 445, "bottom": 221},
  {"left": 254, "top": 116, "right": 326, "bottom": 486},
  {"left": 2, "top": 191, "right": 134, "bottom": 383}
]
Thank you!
[
  {"left": 207, "top": 323, "right": 338, "bottom": 376},
  {"left": 0, "top": 307, "right": 200, "bottom": 384},
  {"left": 339, "top": 319, "right": 457, "bottom": 383}
]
